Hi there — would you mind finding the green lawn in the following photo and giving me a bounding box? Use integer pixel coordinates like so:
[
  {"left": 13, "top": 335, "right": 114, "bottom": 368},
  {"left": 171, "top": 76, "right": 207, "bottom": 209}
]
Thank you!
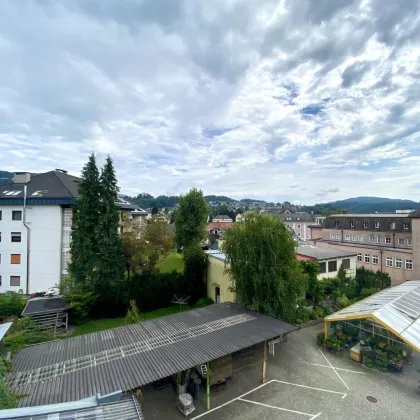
[
  {"left": 67, "top": 304, "right": 194, "bottom": 337},
  {"left": 157, "top": 252, "right": 184, "bottom": 273}
]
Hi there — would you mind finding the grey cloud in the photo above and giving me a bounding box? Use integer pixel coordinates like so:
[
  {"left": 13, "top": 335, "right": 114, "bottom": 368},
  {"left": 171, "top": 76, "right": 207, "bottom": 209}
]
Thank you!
[{"left": 341, "top": 62, "right": 372, "bottom": 87}]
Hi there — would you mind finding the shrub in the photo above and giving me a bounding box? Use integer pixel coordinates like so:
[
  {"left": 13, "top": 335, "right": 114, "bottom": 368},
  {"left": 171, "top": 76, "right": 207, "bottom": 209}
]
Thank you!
[
  {"left": 195, "top": 297, "right": 214, "bottom": 307},
  {"left": 125, "top": 300, "right": 140, "bottom": 324},
  {"left": 317, "top": 332, "right": 325, "bottom": 346},
  {"left": 337, "top": 295, "right": 350, "bottom": 309},
  {"left": 0, "top": 295, "right": 26, "bottom": 320},
  {"left": 0, "top": 357, "right": 18, "bottom": 409},
  {"left": 3, "top": 317, "right": 53, "bottom": 355}
]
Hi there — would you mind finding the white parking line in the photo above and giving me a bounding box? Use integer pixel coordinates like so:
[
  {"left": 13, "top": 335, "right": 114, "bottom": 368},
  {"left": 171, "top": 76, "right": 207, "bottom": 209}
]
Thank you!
[
  {"left": 300, "top": 360, "right": 366, "bottom": 374},
  {"left": 271, "top": 379, "right": 347, "bottom": 398},
  {"left": 190, "top": 378, "right": 345, "bottom": 419},
  {"left": 238, "top": 397, "right": 316, "bottom": 417},
  {"left": 318, "top": 349, "right": 349, "bottom": 391}
]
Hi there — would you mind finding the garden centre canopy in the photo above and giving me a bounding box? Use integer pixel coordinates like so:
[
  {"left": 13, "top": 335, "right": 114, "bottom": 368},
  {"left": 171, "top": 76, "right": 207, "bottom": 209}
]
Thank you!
[{"left": 325, "top": 281, "right": 420, "bottom": 352}]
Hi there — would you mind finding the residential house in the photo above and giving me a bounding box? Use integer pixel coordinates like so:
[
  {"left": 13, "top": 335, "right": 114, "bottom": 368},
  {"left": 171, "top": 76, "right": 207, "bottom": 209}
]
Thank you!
[
  {"left": 204, "top": 245, "right": 356, "bottom": 303},
  {"left": 235, "top": 213, "right": 244, "bottom": 223},
  {"left": 310, "top": 212, "right": 419, "bottom": 285},
  {"left": 269, "top": 207, "right": 315, "bottom": 241},
  {"left": 213, "top": 215, "right": 233, "bottom": 223},
  {"left": 0, "top": 170, "right": 142, "bottom": 294}
]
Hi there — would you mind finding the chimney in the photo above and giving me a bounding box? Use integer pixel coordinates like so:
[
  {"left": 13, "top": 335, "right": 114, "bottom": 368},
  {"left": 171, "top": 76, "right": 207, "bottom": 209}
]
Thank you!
[{"left": 13, "top": 172, "right": 31, "bottom": 184}]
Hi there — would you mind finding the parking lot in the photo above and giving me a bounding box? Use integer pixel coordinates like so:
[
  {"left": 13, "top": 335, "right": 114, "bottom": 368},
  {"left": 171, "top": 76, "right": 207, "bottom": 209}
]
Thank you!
[{"left": 143, "top": 324, "right": 420, "bottom": 420}]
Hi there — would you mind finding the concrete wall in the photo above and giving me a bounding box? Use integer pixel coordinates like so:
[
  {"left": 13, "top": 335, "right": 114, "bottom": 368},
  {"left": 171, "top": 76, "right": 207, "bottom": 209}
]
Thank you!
[
  {"left": 206, "top": 257, "right": 235, "bottom": 303},
  {"left": 285, "top": 222, "right": 312, "bottom": 240},
  {"left": 0, "top": 205, "right": 63, "bottom": 294}
]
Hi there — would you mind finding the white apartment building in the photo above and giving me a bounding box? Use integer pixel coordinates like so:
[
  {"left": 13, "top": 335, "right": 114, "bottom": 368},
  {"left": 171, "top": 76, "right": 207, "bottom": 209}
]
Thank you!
[{"left": 0, "top": 170, "right": 143, "bottom": 294}]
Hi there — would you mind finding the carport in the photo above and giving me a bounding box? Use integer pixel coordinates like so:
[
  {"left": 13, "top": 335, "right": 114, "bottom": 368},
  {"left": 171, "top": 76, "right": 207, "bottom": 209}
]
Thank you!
[
  {"left": 9, "top": 302, "right": 296, "bottom": 413},
  {"left": 324, "top": 280, "right": 420, "bottom": 352}
]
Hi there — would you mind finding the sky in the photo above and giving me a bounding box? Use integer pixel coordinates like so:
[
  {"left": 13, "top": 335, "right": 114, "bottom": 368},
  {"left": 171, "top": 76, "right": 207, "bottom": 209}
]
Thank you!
[{"left": 0, "top": 0, "right": 419, "bottom": 204}]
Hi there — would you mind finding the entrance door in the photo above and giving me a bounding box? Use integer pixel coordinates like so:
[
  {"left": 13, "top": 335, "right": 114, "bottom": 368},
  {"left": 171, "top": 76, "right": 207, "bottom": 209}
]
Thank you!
[{"left": 215, "top": 286, "right": 221, "bottom": 303}]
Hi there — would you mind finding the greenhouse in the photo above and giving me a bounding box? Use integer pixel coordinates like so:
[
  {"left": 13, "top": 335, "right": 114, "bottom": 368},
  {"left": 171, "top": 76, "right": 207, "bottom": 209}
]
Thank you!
[{"left": 322, "top": 281, "right": 420, "bottom": 372}]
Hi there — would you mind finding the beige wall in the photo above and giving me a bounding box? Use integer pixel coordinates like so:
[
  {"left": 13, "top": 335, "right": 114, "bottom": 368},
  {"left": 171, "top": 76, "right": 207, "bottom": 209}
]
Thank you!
[
  {"left": 310, "top": 239, "right": 413, "bottom": 286},
  {"left": 317, "top": 256, "right": 357, "bottom": 280},
  {"left": 206, "top": 257, "right": 236, "bottom": 303},
  {"left": 412, "top": 218, "right": 420, "bottom": 280}
]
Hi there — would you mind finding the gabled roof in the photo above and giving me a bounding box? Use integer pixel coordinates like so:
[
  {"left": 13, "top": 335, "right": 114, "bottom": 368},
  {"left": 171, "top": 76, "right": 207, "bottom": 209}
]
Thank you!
[
  {"left": 325, "top": 281, "right": 420, "bottom": 352},
  {"left": 206, "top": 221, "right": 234, "bottom": 231},
  {"left": 0, "top": 171, "right": 80, "bottom": 200}
]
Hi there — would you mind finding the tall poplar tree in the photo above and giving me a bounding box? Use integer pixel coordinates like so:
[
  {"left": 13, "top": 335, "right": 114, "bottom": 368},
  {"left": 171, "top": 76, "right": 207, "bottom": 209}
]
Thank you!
[
  {"left": 69, "top": 153, "right": 101, "bottom": 291},
  {"left": 97, "top": 156, "right": 125, "bottom": 301}
]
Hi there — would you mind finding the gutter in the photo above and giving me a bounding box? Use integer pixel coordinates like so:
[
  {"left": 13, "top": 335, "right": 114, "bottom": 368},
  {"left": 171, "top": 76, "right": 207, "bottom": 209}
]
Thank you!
[{"left": 23, "top": 185, "right": 31, "bottom": 294}]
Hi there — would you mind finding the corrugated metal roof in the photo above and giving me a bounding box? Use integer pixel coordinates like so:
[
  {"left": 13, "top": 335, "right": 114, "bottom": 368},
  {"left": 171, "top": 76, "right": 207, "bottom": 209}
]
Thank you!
[
  {"left": 325, "top": 281, "right": 420, "bottom": 351},
  {"left": 9, "top": 303, "right": 295, "bottom": 407},
  {"left": 1, "top": 394, "right": 142, "bottom": 420}
]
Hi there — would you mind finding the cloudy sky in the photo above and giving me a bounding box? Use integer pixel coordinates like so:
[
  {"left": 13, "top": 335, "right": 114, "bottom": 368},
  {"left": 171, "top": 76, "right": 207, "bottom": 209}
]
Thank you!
[{"left": 0, "top": 0, "right": 419, "bottom": 203}]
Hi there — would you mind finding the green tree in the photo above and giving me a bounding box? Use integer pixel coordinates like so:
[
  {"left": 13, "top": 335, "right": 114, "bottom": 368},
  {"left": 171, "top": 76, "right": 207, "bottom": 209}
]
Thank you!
[
  {"left": 175, "top": 188, "right": 208, "bottom": 248},
  {"left": 151, "top": 206, "right": 159, "bottom": 215},
  {"left": 143, "top": 219, "right": 174, "bottom": 270},
  {"left": 223, "top": 213, "right": 305, "bottom": 322},
  {"left": 183, "top": 244, "right": 208, "bottom": 304},
  {"left": 301, "top": 260, "right": 322, "bottom": 303},
  {"left": 355, "top": 267, "right": 391, "bottom": 295},
  {"left": 121, "top": 232, "right": 145, "bottom": 280},
  {"left": 97, "top": 156, "right": 125, "bottom": 301},
  {"left": 69, "top": 153, "right": 101, "bottom": 291}
]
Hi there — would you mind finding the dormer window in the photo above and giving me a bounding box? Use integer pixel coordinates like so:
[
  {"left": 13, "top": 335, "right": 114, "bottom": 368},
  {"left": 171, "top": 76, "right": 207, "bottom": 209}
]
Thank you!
[
  {"left": 350, "top": 221, "right": 355, "bottom": 228},
  {"left": 335, "top": 221, "right": 339, "bottom": 227}
]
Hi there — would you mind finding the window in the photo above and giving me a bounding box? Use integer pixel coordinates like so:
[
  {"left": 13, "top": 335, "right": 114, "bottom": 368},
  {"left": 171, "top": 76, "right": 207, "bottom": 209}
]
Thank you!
[
  {"left": 385, "top": 237, "right": 391, "bottom": 245},
  {"left": 341, "top": 259, "right": 350, "bottom": 269},
  {"left": 0, "top": 276, "right": 1, "bottom": 286},
  {"left": 0, "top": 210, "right": 2, "bottom": 220},
  {"left": 407, "top": 239, "right": 412, "bottom": 247},
  {"left": 11, "top": 232, "right": 21, "bottom": 243},
  {"left": 12, "top": 211, "right": 22, "bottom": 221},
  {"left": 352, "top": 234, "right": 357, "bottom": 241},
  {"left": 372, "top": 255, "right": 379, "bottom": 265},
  {"left": 405, "top": 260, "right": 413, "bottom": 270},
  {"left": 358, "top": 235, "right": 364, "bottom": 242},
  {"left": 345, "top": 234, "right": 350, "bottom": 241},
  {"left": 364, "top": 221, "right": 369, "bottom": 228},
  {"left": 336, "top": 233, "right": 341, "bottom": 240},
  {"left": 389, "top": 222, "right": 396, "bottom": 230},
  {"left": 386, "top": 257, "right": 393, "bottom": 267},
  {"left": 398, "top": 238, "right": 405, "bottom": 246},
  {"left": 335, "top": 221, "right": 339, "bottom": 227},
  {"left": 403, "top": 223, "right": 409, "bottom": 230},
  {"left": 395, "top": 258, "right": 402, "bottom": 269},
  {"left": 377, "top": 236, "right": 383, "bottom": 244},
  {"left": 375, "top": 222, "right": 380, "bottom": 229},
  {"left": 330, "top": 233, "right": 335, "bottom": 239},
  {"left": 297, "top": 224, "right": 301, "bottom": 229},
  {"left": 357, "top": 253, "right": 362, "bottom": 262},
  {"left": 369, "top": 235, "right": 375, "bottom": 243},
  {"left": 364, "top": 254, "right": 371, "bottom": 263},
  {"left": 350, "top": 221, "right": 355, "bottom": 228},
  {"left": 297, "top": 232, "right": 301, "bottom": 237},
  {"left": 10, "top": 254, "right": 21, "bottom": 264},
  {"left": 319, "top": 262, "right": 326, "bottom": 274},
  {"left": 10, "top": 276, "right": 20, "bottom": 286},
  {"left": 328, "top": 260, "right": 337, "bottom": 272}
]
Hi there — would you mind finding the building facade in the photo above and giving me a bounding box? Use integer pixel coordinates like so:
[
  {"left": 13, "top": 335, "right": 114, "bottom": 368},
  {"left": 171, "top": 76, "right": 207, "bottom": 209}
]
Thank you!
[
  {"left": 269, "top": 207, "right": 315, "bottom": 241},
  {"left": 0, "top": 170, "right": 144, "bottom": 294},
  {"left": 310, "top": 213, "right": 417, "bottom": 285}
]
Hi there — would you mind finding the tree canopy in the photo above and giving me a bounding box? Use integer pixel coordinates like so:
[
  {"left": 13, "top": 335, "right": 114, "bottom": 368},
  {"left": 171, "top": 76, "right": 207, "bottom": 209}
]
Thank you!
[
  {"left": 223, "top": 213, "right": 305, "bottom": 322},
  {"left": 175, "top": 188, "right": 209, "bottom": 248}
]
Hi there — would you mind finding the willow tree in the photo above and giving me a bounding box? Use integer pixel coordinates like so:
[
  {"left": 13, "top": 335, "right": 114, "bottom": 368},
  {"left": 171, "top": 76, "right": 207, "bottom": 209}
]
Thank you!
[{"left": 223, "top": 213, "right": 305, "bottom": 322}]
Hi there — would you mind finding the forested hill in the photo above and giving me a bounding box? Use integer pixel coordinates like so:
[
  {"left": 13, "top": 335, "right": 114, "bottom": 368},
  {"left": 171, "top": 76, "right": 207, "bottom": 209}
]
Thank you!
[
  {"left": 300, "top": 197, "right": 420, "bottom": 214},
  {"left": 0, "top": 170, "right": 13, "bottom": 184}
]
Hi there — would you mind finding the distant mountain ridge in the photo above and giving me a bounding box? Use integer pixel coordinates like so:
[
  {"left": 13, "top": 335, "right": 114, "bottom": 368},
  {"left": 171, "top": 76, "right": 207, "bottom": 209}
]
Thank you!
[{"left": 0, "top": 170, "right": 13, "bottom": 185}]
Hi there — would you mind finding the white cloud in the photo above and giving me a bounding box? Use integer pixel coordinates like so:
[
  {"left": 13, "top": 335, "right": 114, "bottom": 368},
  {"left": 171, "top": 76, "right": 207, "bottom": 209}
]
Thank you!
[{"left": 0, "top": 0, "right": 419, "bottom": 204}]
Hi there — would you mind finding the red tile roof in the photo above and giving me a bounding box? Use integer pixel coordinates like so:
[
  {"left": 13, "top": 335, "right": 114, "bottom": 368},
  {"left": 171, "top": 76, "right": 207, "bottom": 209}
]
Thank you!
[{"left": 206, "top": 221, "right": 234, "bottom": 232}]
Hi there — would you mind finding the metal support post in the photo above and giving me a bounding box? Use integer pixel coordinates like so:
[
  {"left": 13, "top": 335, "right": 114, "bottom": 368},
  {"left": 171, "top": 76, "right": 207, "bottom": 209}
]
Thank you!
[
  {"left": 206, "top": 361, "right": 210, "bottom": 411},
  {"left": 324, "top": 320, "right": 329, "bottom": 340},
  {"left": 262, "top": 341, "right": 267, "bottom": 383}
]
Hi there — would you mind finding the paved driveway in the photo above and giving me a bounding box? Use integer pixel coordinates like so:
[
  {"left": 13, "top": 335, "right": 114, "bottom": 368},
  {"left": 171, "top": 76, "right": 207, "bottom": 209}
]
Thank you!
[{"left": 143, "top": 324, "right": 420, "bottom": 420}]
